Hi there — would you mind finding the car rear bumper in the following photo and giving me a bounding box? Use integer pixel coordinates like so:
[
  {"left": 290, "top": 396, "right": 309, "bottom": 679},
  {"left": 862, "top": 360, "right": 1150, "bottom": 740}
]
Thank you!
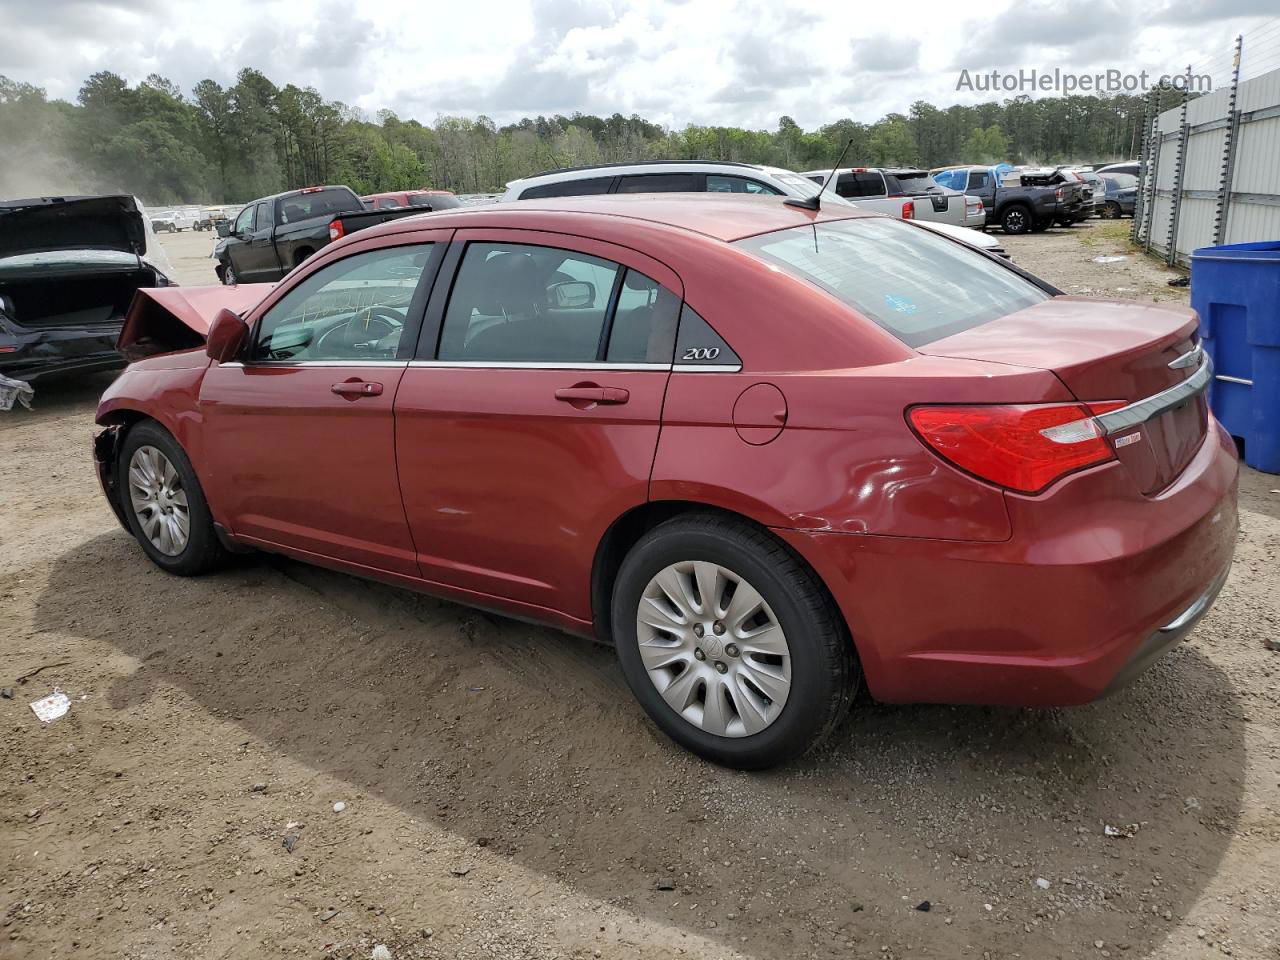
[{"left": 779, "top": 419, "right": 1239, "bottom": 707}]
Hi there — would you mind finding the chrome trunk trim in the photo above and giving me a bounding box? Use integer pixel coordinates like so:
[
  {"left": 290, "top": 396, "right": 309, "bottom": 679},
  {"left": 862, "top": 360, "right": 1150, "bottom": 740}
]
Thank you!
[{"left": 1094, "top": 354, "right": 1213, "bottom": 436}]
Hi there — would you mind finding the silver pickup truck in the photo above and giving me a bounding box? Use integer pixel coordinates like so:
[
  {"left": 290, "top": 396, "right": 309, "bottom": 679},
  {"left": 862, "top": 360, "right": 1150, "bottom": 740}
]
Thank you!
[{"left": 799, "top": 167, "right": 985, "bottom": 228}]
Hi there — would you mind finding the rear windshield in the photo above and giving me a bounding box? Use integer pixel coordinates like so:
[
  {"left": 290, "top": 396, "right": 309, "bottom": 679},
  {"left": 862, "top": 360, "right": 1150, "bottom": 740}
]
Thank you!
[
  {"left": 409, "top": 193, "right": 461, "bottom": 209},
  {"left": 735, "top": 218, "right": 1049, "bottom": 347},
  {"left": 884, "top": 171, "right": 942, "bottom": 196},
  {"left": 276, "top": 188, "right": 362, "bottom": 224}
]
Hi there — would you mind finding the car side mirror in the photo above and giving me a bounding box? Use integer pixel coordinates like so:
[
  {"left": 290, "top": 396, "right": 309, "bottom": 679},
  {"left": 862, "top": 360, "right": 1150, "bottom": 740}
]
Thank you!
[
  {"left": 206, "top": 308, "right": 249, "bottom": 364},
  {"left": 547, "top": 280, "right": 595, "bottom": 309},
  {"left": 215, "top": 221, "right": 232, "bottom": 238}
]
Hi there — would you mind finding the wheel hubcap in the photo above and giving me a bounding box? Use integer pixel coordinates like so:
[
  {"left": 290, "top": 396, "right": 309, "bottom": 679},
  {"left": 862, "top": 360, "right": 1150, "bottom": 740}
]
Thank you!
[
  {"left": 127, "top": 445, "right": 190, "bottom": 556},
  {"left": 636, "top": 560, "right": 792, "bottom": 738}
]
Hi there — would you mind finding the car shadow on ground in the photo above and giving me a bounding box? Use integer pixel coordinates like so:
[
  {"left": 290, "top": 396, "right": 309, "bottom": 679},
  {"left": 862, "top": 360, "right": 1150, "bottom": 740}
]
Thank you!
[{"left": 35, "top": 530, "right": 1246, "bottom": 958}]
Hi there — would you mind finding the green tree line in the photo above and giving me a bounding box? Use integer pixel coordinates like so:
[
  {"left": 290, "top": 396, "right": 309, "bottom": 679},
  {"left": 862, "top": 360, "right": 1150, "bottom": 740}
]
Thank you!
[{"left": 0, "top": 68, "right": 1185, "bottom": 204}]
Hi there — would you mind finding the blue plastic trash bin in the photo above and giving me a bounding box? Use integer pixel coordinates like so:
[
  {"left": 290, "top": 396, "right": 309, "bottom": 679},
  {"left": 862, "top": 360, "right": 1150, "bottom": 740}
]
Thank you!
[{"left": 1190, "top": 241, "right": 1280, "bottom": 474}]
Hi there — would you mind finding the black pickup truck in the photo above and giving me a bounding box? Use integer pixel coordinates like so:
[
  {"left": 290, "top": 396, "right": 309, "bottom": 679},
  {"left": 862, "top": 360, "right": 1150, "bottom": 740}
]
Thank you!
[
  {"left": 213, "top": 185, "right": 458, "bottom": 284},
  {"left": 936, "top": 166, "right": 1086, "bottom": 235},
  {"left": 213, "top": 186, "right": 363, "bottom": 284}
]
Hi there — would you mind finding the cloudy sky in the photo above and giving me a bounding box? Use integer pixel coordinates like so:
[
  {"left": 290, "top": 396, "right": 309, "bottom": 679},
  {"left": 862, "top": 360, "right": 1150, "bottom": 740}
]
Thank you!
[{"left": 2, "top": 0, "right": 1277, "bottom": 129}]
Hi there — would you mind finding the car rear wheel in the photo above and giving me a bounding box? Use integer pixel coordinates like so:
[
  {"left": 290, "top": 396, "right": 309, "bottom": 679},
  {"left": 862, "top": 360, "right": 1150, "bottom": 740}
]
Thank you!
[
  {"left": 612, "top": 514, "right": 858, "bottom": 769},
  {"left": 1102, "top": 201, "right": 1122, "bottom": 219},
  {"left": 119, "top": 421, "right": 225, "bottom": 576},
  {"left": 1000, "top": 205, "right": 1032, "bottom": 234}
]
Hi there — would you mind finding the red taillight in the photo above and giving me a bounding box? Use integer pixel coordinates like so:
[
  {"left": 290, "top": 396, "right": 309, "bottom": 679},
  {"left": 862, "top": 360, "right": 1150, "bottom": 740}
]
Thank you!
[
  {"left": 1055, "top": 187, "right": 1064, "bottom": 201},
  {"left": 328, "top": 219, "right": 345, "bottom": 242},
  {"left": 908, "top": 402, "right": 1125, "bottom": 494},
  {"left": 901, "top": 200, "right": 914, "bottom": 219}
]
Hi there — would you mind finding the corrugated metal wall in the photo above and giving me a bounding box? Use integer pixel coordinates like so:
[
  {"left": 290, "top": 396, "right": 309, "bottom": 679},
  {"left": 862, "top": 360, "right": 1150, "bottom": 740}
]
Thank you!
[{"left": 1136, "top": 62, "right": 1280, "bottom": 263}]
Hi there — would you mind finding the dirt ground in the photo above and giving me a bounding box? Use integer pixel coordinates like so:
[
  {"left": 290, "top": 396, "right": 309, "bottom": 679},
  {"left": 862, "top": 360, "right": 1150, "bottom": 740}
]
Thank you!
[{"left": 2, "top": 221, "right": 1278, "bottom": 960}]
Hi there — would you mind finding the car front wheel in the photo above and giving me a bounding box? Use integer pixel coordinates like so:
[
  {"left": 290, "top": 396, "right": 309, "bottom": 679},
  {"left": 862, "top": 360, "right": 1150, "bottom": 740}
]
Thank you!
[
  {"left": 612, "top": 514, "right": 858, "bottom": 769},
  {"left": 222, "top": 262, "right": 236, "bottom": 285},
  {"left": 118, "top": 421, "right": 225, "bottom": 576}
]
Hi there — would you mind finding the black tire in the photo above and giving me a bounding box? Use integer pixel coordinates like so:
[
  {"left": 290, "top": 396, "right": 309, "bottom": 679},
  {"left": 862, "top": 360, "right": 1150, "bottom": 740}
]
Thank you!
[
  {"left": 294, "top": 248, "right": 314, "bottom": 268},
  {"left": 221, "top": 261, "right": 236, "bottom": 285},
  {"left": 611, "top": 513, "right": 859, "bottom": 769},
  {"left": 118, "top": 420, "right": 225, "bottom": 576},
  {"left": 1102, "top": 201, "right": 1122, "bottom": 219},
  {"left": 1031, "top": 217, "right": 1051, "bottom": 233},
  {"left": 1000, "top": 204, "right": 1032, "bottom": 235}
]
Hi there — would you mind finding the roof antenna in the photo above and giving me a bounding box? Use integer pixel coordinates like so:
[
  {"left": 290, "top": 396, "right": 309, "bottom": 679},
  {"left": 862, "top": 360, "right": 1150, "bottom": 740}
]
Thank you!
[{"left": 786, "top": 138, "right": 854, "bottom": 211}]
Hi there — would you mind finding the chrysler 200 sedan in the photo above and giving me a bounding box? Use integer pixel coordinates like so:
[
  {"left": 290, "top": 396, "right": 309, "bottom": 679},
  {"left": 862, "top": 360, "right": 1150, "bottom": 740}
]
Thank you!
[{"left": 94, "top": 194, "right": 1238, "bottom": 769}]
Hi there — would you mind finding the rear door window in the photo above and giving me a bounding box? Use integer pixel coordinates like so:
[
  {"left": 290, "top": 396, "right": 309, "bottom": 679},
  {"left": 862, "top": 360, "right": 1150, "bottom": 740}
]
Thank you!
[
  {"left": 967, "top": 170, "right": 991, "bottom": 190},
  {"left": 606, "top": 270, "right": 681, "bottom": 362},
  {"left": 616, "top": 173, "right": 701, "bottom": 193},
  {"left": 736, "top": 218, "right": 1049, "bottom": 347},
  {"left": 436, "top": 242, "right": 678, "bottom": 364}
]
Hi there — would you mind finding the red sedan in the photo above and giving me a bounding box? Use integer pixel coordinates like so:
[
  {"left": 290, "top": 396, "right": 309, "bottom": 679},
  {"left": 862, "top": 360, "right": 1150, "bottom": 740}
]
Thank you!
[{"left": 95, "top": 195, "right": 1237, "bottom": 769}]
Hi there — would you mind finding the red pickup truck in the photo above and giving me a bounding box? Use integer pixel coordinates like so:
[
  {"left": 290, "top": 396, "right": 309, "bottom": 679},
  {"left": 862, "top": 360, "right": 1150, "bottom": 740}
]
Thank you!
[{"left": 360, "top": 190, "right": 462, "bottom": 211}]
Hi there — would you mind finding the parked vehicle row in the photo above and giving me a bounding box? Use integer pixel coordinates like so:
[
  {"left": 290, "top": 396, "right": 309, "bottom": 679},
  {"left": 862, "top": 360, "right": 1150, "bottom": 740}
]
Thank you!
[
  {"left": 500, "top": 161, "right": 1009, "bottom": 258},
  {"left": 797, "top": 167, "right": 986, "bottom": 228},
  {"left": 932, "top": 165, "right": 1089, "bottom": 234},
  {"left": 95, "top": 190, "right": 1236, "bottom": 769}
]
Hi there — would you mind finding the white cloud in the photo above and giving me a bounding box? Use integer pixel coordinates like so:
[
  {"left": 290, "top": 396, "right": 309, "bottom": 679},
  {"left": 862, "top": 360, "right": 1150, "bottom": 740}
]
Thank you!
[{"left": 0, "top": 0, "right": 1274, "bottom": 128}]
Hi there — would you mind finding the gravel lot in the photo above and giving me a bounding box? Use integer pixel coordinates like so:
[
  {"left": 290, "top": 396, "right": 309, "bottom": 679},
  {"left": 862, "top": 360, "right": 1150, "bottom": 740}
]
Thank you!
[{"left": 2, "top": 221, "right": 1278, "bottom": 960}]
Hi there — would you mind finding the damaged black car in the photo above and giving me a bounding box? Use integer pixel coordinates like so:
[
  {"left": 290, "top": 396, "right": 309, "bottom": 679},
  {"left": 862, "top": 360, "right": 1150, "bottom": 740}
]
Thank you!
[{"left": 0, "top": 195, "right": 175, "bottom": 381}]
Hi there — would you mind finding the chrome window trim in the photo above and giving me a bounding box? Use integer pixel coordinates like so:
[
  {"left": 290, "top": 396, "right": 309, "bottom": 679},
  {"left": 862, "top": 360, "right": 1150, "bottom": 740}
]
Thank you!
[
  {"left": 673, "top": 363, "right": 744, "bottom": 373},
  {"left": 408, "top": 360, "right": 671, "bottom": 371},
  {"left": 1094, "top": 354, "right": 1213, "bottom": 436},
  {"left": 404, "top": 360, "right": 745, "bottom": 372},
  {"left": 217, "top": 359, "right": 409, "bottom": 369}
]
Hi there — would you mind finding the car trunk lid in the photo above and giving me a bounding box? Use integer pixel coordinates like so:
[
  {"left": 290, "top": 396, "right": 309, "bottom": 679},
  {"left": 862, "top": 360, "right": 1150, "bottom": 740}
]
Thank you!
[
  {"left": 919, "top": 297, "right": 1210, "bottom": 495},
  {"left": 0, "top": 195, "right": 147, "bottom": 259}
]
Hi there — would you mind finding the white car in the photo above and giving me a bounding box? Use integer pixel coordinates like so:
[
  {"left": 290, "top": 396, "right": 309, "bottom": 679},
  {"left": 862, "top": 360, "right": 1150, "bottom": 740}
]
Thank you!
[
  {"left": 799, "top": 167, "right": 985, "bottom": 228},
  {"left": 501, "top": 161, "right": 1008, "bottom": 259}
]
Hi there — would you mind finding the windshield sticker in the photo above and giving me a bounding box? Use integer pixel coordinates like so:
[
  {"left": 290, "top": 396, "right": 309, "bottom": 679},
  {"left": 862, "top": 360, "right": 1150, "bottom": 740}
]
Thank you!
[{"left": 884, "top": 294, "right": 919, "bottom": 315}]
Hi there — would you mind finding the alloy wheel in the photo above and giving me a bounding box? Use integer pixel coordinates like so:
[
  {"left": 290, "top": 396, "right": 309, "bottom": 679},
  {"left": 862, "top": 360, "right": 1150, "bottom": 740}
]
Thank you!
[
  {"left": 636, "top": 560, "right": 792, "bottom": 738},
  {"left": 127, "top": 445, "right": 190, "bottom": 556}
]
